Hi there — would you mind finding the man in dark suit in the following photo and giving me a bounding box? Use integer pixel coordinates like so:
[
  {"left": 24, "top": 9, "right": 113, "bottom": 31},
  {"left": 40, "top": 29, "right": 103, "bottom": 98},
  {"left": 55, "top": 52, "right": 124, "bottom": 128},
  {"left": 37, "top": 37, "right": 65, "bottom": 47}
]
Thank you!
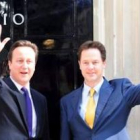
[
  {"left": 0, "top": 25, "right": 50, "bottom": 140},
  {"left": 60, "top": 40, "right": 140, "bottom": 140}
]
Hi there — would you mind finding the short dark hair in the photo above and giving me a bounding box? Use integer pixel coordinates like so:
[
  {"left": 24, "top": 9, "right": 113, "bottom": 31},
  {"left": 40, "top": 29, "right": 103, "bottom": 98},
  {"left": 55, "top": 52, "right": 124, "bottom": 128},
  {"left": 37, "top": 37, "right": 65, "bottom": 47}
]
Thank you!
[
  {"left": 77, "top": 40, "right": 106, "bottom": 61},
  {"left": 8, "top": 40, "right": 38, "bottom": 63}
]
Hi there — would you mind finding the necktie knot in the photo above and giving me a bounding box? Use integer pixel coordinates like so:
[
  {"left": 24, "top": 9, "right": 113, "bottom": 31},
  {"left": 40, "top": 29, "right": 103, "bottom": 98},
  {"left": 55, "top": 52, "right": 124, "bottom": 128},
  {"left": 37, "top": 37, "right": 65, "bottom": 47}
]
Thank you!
[
  {"left": 21, "top": 87, "right": 28, "bottom": 95},
  {"left": 89, "top": 88, "right": 95, "bottom": 97}
]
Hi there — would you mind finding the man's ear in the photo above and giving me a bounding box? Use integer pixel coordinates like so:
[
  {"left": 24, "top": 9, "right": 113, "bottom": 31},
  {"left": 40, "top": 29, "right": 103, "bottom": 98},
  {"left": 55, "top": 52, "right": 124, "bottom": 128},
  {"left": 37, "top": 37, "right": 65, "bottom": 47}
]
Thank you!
[
  {"left": 78, "top": 60, "right": 81, "bottom": 70},
  {"left": 8, "top": 60, "right": 11, "bottom": 70},
  {"left": 103, "top": 60, "right": 106, "bottom": 69}
]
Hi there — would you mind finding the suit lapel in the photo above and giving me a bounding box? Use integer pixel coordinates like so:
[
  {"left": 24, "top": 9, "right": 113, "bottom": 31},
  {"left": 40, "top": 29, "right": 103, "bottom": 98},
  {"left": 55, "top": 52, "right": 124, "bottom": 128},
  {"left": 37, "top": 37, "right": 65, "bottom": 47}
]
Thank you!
[
  {"left": 31, "top": 90, "right": 40, "bottom": 135},
  {"left": 3, "top": 77, "right": 28, "bottom": 132},
  {"left": 71, "top": 87, "right": 82, "bottom": 111},
  {"left": 70, "top": 85, "right": 91, "bottom": 128},
  {"left": 94, "top": 78, "right": 113, "bottom": 126},
  {"left": 70, "top": 81, "right": 113, "bottom": 130}
]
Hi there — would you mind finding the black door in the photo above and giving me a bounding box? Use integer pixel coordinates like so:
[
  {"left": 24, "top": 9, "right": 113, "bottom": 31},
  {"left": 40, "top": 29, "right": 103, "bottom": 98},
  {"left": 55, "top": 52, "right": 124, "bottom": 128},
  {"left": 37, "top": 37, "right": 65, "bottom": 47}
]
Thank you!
[{"left": 0, "top": 0, "right": 93, "bottom": 139}]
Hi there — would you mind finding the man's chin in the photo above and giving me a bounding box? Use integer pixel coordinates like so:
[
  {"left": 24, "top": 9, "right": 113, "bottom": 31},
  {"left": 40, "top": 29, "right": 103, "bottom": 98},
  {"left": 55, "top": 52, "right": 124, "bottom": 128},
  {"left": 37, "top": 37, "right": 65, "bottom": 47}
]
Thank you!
[
  {"left": 20, "top": 79, "right": 29, "bottom": 86},
  {"left": 89, "top": 76, "right": 96, "bottom": 80}
]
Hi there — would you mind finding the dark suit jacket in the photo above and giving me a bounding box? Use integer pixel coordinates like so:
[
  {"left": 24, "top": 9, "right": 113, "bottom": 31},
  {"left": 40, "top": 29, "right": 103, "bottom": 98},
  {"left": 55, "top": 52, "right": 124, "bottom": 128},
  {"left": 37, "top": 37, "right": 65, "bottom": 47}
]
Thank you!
[
  {"left": 0, "top": 77, "right": 50, "bottom": 140},
  {"left": 60, "top": 77, "right": 140, "bottom": 140}
]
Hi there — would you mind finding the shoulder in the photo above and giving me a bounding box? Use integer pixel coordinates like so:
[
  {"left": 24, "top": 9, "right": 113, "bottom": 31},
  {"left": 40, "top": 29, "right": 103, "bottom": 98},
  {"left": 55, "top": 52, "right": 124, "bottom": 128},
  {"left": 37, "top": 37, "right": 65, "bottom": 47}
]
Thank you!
[
  {"left": 31, "top": 88, "right": 47, "bottom": 101},
  {"left": 108, "top": 78, "right": 132, "bottom": 85},
  {"left": 109, "top": 77, "right": 130, "bottom": 82},
  {"left": 107, "top": 78, "right": 133, "bottom": 91},
  {"left": 61, "top": 85, "right": 83, "bottom": 102}
]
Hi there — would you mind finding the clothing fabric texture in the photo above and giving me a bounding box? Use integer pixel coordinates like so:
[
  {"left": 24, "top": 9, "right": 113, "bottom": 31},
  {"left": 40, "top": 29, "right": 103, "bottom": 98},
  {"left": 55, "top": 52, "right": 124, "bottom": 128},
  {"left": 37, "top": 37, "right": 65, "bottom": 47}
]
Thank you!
[
  {"left": 60, "top": 77, "right": 140, "bottom": 140},
  {"left": 0, "top": 77, "right": 50, "bottom": 140}
]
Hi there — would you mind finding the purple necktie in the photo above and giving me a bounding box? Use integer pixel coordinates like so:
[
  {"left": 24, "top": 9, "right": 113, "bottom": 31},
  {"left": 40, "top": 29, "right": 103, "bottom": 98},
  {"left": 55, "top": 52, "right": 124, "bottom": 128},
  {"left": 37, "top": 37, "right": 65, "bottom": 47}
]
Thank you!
[{"left": 21, "top": 87, "right": 32, "bottom": 138}]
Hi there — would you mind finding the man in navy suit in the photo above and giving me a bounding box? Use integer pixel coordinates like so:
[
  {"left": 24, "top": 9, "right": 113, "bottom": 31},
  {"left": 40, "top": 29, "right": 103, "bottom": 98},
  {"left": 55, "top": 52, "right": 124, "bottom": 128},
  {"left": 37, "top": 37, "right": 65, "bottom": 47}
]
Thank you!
[
  {"left": 0, "top": 25, "right": 50, "bottom": 140},
  {"left": 60, "top": 40, "right": 140, "bottom": 140}
]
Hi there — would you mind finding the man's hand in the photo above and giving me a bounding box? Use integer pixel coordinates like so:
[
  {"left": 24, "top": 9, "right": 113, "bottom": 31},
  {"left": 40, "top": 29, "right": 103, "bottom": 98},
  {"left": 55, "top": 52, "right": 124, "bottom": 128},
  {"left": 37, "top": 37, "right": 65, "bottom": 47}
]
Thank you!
[{"left": 0, "top": 25, "right": 10, "bottom": 52}]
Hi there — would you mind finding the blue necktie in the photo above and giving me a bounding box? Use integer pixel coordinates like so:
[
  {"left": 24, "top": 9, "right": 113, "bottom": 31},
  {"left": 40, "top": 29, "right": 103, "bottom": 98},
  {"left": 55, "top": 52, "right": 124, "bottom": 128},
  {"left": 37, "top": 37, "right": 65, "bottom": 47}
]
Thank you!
[{"left": 21, "top": 87, "right": 32, "bottom": 137}]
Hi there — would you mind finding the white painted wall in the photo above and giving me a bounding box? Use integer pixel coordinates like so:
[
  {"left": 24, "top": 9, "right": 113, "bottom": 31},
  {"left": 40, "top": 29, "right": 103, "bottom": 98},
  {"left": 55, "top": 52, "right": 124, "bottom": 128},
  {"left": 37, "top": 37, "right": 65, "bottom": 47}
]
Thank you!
[{"left": 93, "top": 0, "right": 140, "bottom": 139}]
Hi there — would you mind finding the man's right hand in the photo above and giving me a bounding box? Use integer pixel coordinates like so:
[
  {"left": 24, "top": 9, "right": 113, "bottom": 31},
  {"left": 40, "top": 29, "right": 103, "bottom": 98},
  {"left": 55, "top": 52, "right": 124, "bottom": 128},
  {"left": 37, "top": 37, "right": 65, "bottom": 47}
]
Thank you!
[{"left": 0, "top": 24, "right": 10, "bottom": 52}]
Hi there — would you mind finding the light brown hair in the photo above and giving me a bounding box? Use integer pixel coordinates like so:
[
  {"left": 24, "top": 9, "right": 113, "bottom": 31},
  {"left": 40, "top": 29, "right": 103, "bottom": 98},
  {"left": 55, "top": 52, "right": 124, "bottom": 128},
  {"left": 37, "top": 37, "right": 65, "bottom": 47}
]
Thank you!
[{"left": 8, "top": 40, "right": 38, "bottom": 63}]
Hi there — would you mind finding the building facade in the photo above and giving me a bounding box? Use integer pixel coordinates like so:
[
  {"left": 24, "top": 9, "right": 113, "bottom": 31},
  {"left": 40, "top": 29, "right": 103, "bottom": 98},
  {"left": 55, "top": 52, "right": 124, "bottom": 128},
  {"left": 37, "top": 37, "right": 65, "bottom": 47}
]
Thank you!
[
  {"left": 94, "top": 0, "right": 140, "bottom": 139},
  {"left": 0, "top": 0, "right": 140, "bottom": 139}
]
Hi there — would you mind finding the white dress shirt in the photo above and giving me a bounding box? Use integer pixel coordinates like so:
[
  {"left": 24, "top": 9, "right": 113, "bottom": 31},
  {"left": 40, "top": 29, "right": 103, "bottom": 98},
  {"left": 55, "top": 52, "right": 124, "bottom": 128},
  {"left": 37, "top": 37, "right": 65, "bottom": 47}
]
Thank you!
[
  {"left": 79, "top": 78, "right": 104, "bottom": 120},
  {"left": 10, "top": 76, "right": 37, "bottom": 137}
]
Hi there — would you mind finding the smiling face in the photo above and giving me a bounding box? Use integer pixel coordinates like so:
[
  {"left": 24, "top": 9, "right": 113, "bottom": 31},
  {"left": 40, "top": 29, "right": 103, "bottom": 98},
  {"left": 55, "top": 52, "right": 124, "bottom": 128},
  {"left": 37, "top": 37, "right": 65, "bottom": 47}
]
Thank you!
[
  {"left": 79, "top": 48, "right": 106, "bottom": 87},
  {"left": 8, "top": 46, "right": 36, "bottom": 86}
]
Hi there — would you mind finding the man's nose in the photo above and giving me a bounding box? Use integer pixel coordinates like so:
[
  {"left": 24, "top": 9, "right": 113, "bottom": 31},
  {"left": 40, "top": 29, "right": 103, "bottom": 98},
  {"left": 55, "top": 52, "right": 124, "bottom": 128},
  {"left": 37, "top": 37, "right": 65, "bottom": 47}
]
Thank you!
[
  {"left": 88, "top": 63, "right": 94, "bottom": 69},
  {"left": 22, "top": 62, "right": 28, "bottom": 68}
]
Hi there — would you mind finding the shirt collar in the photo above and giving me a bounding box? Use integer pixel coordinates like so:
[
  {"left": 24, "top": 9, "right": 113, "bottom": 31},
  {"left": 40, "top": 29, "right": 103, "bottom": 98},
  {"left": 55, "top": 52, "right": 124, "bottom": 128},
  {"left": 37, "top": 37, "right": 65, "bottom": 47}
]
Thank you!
[
  {"left": 83, "top": 78, "right": 104, "bottom": 97},
  {"left": 10, "top": 76, "right": 30, "bottom": 93}
]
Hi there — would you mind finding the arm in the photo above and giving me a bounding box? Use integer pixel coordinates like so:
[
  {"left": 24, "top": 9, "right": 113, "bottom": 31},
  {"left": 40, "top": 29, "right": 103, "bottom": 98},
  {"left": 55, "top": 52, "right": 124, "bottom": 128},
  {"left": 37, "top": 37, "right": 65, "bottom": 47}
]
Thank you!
[
  {"left": 123, "top": 78, "right": 140, "bottom": 106},
  {"left": 0, "top": 24, "right": 10, "bottom": 52}
]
